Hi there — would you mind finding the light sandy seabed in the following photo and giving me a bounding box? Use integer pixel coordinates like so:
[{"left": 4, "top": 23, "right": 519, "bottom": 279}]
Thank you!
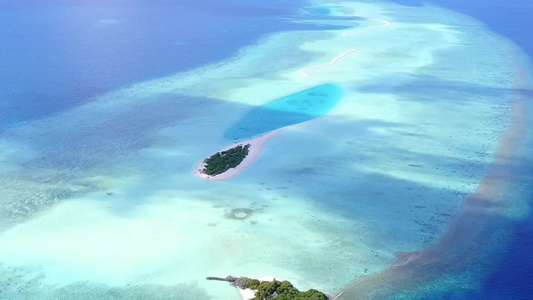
[{"left": 0, "top": 0, "right": 532, "bottom": 299}]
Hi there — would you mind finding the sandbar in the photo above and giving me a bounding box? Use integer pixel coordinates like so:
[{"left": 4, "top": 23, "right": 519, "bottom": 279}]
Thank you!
[{"left": 193, "top": 130, "right": 282, "bottom": 181}]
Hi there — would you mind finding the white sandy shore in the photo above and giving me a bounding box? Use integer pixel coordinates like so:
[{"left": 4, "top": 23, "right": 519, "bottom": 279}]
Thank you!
[
  {"left": 237, "top": 276, "right": 277, "bottom": 300},
  {"left": 193, "top": 130, "right": 282, "bottom": 181}
]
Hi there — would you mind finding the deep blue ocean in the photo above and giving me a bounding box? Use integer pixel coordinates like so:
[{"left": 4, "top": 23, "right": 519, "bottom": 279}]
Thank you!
[{"left": 0, "top": 0, "right": 335, "bottom": 127}]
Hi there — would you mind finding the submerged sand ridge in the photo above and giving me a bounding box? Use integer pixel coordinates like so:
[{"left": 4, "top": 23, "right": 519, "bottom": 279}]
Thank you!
[{"left": 299, "top": 17, "right": 391, "bottom": 79}]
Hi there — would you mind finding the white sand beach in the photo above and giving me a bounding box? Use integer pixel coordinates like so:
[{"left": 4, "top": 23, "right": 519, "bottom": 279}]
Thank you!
[{"left": 238, "top": 288, "right": 256, "bottom": 300}]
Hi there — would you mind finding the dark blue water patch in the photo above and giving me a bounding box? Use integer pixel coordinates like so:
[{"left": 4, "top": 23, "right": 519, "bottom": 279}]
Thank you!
[
  {"left": 469, "top": 194, "right": 533, "bottom": 299},
  {"left": 410, "top": 161, "right": 533, "bottom": 300},
  {"left": 224, "top": 84, "right": 343, "bottom": 140},
  {"left": 0, "top": 0, "right": 348, "bottom": 128},
  {"left": 418, "top": 209, "right": 533, "bottom": 300}
]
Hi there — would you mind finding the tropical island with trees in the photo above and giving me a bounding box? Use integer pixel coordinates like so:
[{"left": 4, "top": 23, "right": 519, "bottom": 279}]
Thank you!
[
  {"left": 202, "top": 144, "right": 250, "bottom": 176},
  {"left": 207, "top": 276, "right": 328, "bottom": 300},
  {"left": 193, "top": 130, "right": 281, "bottom": 181}
]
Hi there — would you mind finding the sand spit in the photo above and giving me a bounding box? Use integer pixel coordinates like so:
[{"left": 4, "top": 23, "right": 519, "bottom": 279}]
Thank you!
[{"left": 193, "top": 130, "right": 282, "bottom": 181}]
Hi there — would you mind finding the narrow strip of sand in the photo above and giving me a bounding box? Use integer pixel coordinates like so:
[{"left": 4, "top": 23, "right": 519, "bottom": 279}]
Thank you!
[{"left": 193, "top": 130, "right": 282, "bottom": 181}]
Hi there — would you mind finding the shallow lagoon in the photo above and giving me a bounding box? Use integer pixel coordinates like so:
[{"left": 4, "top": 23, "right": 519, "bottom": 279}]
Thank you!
[
  {"left": 225, "top": 84, "right": 343, "bottom": 140},
  {"left": 0, "top": 0, "right": 532, "bottom": 300}
]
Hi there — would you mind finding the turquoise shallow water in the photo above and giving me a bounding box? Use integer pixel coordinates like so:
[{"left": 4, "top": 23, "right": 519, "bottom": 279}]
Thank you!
[
  {"left": 0, "top": 0, "right": 533, "bottom": 299},
  {"left": 225, "top": 84, "right": 343, "bottom": 140}
]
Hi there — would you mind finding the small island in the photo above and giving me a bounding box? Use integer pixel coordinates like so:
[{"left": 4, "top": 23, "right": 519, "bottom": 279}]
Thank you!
[
  {"left": 202, "top": 144, "right": 250, "bottom": 176},
  {"left": 207, "top": 276, "right": 328, "bottom": 300},
  {"left": 193, "top": 129, "right": 282, "bottom": 181}
]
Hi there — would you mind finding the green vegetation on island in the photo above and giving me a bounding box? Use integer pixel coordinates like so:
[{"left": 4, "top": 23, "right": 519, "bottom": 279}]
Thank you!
[
  {"left": 202, "top": 144, "right": 250, "bottom": 176},
  {"left": 248, "top": 278, "right": 327, "bottom": 300},
  {"left": 206, "top": 276, "right": 328, "bottom": 300}
]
